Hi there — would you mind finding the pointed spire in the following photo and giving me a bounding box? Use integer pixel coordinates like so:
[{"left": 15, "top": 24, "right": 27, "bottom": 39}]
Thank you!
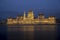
[
  {"left": 24, "top": 11, "right": 26, "bottom": 20},
  {"left": 24, "top": 11, "right": 26, "bottom": 16}
]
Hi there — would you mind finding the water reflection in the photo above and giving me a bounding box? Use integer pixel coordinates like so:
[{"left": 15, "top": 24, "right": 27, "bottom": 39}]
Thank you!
[
  {"left": 8, "top": 25, "right": 34, "bottom": 31},
  {"left": 8, "top": 25, "right": 57, "bottom": 40},
  {"left": 34, "top": 25, "right": 56, "bottom": 40},
  {"left": 8, "top": 25, "right": 34, "bottom": 40}
]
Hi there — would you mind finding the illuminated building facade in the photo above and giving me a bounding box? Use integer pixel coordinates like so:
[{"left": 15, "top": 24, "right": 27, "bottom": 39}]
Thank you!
[{"left": 7, "top": 10, "right": 56, "bottom": 24}]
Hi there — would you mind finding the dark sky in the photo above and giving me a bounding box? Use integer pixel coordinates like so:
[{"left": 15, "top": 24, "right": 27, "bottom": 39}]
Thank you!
[{"left": 0, "top": 0, "right": 60, "bottom": 19}]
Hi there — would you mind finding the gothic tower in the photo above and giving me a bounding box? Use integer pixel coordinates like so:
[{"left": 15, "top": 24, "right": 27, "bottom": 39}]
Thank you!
[
  {"left": 38, "top": 13, "right": 44, "bottom": 19},
  {"left": 24, "top": 11, "right": 26, "bottom": 20},
  {"left": 48, "top": 16, "right": 56, "bottom": 24}
]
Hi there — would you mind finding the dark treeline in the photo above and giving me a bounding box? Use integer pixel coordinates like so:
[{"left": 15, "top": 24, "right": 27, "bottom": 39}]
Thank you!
[
  {"left": 56, "top": 19, "right": 60, "bottom": 24},
  {"left": 0, "top": 18, "right": 7, "bottom": 24}
]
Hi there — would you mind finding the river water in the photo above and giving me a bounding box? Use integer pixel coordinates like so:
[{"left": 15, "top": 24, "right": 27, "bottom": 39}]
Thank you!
[{"left": 0, "top": 24, "right": 60, "bottom": 40}]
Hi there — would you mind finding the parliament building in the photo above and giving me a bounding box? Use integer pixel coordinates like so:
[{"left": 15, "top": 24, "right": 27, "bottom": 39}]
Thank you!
[{"left": 7, "top": 10, "right": 56, "bottom": 24}]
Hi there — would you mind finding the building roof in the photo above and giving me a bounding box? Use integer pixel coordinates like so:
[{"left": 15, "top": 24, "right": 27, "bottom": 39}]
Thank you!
[
  {"left": 8, "top": 16, "right": 12, "bottom": 19},
  {"left": 17, "top": 15, "right": 23, "bottom": 17},
  {"left": 49, "top": 16, "right": 55, "bottom": 17},
  {"left": 38, "top": 13, "right": 44, "bottom": 16},
  {"left": 28, "top": 10, "right": 33, "bottom": 12},
  {"left": 12, "top": 18, "right": 16, "bottom": 19}
]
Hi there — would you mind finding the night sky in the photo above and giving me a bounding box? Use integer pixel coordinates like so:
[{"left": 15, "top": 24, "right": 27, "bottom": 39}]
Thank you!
[{"left": 0, "top": 0, "right": 60, "bottom": 19}]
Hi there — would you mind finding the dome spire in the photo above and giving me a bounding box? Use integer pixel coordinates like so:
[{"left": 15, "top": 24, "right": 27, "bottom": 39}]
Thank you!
[{"left": 24, "top": 11, "right": 26, "bottom": 20}]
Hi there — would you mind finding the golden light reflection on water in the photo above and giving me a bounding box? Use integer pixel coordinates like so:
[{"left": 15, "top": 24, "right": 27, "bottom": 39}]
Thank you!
[
  {"left": 8, "top": 25, "right": 35, "bottom": 40},
  {"left": 8, "top": 25, "right": 34, "bottom": 31},
  {"left": 8, "top": 25, "right": 56, "bottom": 31},
  {"left": 8, "top": 25, "right": 57, "bottom": 40}
]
